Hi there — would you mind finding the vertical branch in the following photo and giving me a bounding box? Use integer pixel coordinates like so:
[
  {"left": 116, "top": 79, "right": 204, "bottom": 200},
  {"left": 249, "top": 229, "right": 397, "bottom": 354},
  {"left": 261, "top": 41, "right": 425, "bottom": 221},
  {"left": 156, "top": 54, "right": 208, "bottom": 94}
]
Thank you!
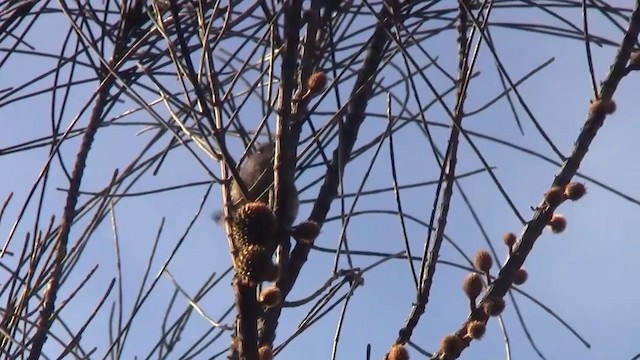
[
  {"left": 396, "top": 0, "right": 475, "bottom": 344},
  {"left": 27, "top": 73, "right": 115, "bottom": 360},
  {"left": 273, "top": 0, "right": 302, "bottom": 273},
  {"left": 259, "top": 0, "right": 400, "bottom": 346},
  {"left": 261, "top": 0, "right": 303, "bottom": 349},
  {"left": 233, "top": 282, "right": 259, "bottom": 360}
]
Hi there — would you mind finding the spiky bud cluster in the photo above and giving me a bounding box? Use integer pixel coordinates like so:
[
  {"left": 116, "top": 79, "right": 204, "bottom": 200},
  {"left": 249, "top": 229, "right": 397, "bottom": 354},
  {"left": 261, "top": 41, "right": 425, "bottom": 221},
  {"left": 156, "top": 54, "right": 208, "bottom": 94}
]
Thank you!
[
  {"left": 513, "top": 268, "right": 528, "bottom": 285},
  {"left": 465, "top": 320, "right": 486, "bottom": 340},
  {"left": 483, "top": 297, "right": 506, "bottom": 317},
  {"left": 292, "top": 220, "right": 321, "bottom": 245},
  {"left": 259, "top": 286, "right": 282, "bottom": 308},
  {"left": 235, "top": 245, "right": 275, "bottom": 285},
  {"left": 439, "top": 335, "right": 463, "bottom": 358},
  {"left": 548, "top": 213, "right": 567, "bottom": 234},
  {"left": 589, "top": 99, "right": 616, "bottom": 118},
  {"left": 232, "top": 202, "right": 276, "bottom": 249},
  {"left": 463, "top": 273, "right": 483, "bottom": 309},
  {"left": 386, "top": 344, "right": 409, "bottom": 360},
  {"left": 473, "top": 250, "right": 493, "bottom": 274},
  {"left": 564, "top": 182, "right": 586, "bottom": 201},
  {"left": 231, "top": 203, "right": 279, "bottom": 285},
  {"left": 258, "top": 345, "right": 273, "bottom": 360},
  {"left": 544, "top": 186, "right": 564, "bottom": 207}
]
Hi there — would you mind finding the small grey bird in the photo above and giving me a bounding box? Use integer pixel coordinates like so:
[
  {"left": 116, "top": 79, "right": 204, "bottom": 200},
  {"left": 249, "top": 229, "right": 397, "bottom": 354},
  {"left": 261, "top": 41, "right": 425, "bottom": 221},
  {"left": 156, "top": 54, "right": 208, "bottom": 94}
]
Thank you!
[{"left": 221, "top": 142, "right": 299, "bottom": 227}]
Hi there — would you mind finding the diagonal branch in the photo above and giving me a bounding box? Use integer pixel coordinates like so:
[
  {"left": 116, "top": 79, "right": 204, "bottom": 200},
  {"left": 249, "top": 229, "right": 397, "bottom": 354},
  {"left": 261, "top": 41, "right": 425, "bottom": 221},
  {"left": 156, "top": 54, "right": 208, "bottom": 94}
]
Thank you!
[
  {"left": 433, "top": 2, "right": 640, "bottom": 358},
  {"left": 396, "top": 0, "right": 481, "bottom": 345},
  {"left": 27, "top": 65, "right": 115, "bottom": 360}
]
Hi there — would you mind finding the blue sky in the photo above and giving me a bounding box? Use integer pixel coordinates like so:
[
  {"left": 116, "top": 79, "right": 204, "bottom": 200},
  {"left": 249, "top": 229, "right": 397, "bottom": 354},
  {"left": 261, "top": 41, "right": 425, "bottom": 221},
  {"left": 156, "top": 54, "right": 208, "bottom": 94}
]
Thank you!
[{"left": 1, "top": 1, "right": 639, "bottom": 359}]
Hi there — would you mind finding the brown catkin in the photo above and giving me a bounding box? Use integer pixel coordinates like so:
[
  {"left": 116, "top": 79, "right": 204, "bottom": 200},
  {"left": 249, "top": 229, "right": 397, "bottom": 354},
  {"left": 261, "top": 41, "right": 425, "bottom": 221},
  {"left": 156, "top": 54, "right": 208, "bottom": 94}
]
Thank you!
[
  {"left": 386, "top": 344, "right": 409, "bottom": 360},
  {"left": 474, "top": 250, "right": 493, "bottom": 273},
  {"left": 308, "top": 72, "right": 328, "bottom": 93},
  {"left": 292, "top": 220, "right": 321, "bottom": 244},
  {"left": 544, "top": 186, "right": 564, "bottom": 207},
  {"left": 462, "top": 273, "right": 483, "bottom": 301},
  {"left": 259, "top": 286, "right": 282, "bottom": 308},
  {"left": 466, "top": 320, "right": 487, "bottom": 340},
  {"left": 439, "top": 335, "right": 463, "bottom": 356},
  {"left": 548, "top": 214, "right": 567, "bottom": 234},
  {"left": 483, "top": 297, "right": 506, "bottom": 317},
  {"left": 564, "top": 182, "right": 587, "bottom": 201},
  {"left": 589, "top": 99, "right": 616, "bottom": 117},
  {"left": 503, "top": 232, "right": 517, "bottom": 248},
  {"left": 602, "top": 99, "right": 617, "bottom": 114},
  {"left": 513, "top": 268, "right": 529, "bottom": 285},
  {"left": 258, "top": 345, "right": 273, "bottom": 360}
]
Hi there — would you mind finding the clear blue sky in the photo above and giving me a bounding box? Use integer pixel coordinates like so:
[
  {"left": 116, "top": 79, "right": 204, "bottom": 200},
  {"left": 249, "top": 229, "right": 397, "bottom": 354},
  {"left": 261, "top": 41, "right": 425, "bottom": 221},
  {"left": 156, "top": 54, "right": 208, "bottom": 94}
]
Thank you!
[{"left": 1, "top": 1, "right": 639, "bottom": 359}]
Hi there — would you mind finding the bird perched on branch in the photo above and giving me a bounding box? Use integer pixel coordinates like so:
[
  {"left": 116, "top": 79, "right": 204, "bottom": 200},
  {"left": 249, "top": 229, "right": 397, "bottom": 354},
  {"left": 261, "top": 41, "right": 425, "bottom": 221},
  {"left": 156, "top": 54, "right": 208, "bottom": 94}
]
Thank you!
[{"left": 217, "top": 142, "right": 299, "bottom": 227}]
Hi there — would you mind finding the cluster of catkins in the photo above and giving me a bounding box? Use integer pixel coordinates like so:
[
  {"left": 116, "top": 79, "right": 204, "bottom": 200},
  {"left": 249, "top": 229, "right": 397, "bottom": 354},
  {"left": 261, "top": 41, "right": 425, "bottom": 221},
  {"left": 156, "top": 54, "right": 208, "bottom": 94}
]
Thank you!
[
  {"left": 544, "top": 182, "right": 587, "bottom": 234},
  {"left": 232, "top": 202, "right": 280, "bottom": 286},
  {"left": 440, "top": 182, "right": 588, "bottom": 359},
  {"left": 230, "top": 202, "right": 320, "bottom": 359},
  {"left": 385, "top": 182, "right": 588, "bottom": 360},
  {"left": 384, "top": 92, "right": 613, "bottom": 360},
  {"left": 231, "top": 201, "right": 323, "bottom": 358},
  {"left": 232, "top": 201, "right": 321, "bottom": 283}
]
